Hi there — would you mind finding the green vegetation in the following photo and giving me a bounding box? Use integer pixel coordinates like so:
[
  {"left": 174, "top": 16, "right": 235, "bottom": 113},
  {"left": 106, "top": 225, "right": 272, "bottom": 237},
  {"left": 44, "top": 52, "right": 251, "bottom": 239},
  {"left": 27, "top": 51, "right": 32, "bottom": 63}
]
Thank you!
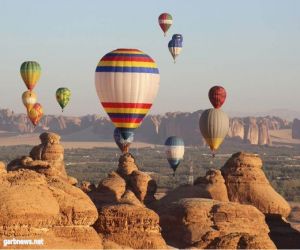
[{"left": 0, "top": 142, "right": 300, "bottom": 201}]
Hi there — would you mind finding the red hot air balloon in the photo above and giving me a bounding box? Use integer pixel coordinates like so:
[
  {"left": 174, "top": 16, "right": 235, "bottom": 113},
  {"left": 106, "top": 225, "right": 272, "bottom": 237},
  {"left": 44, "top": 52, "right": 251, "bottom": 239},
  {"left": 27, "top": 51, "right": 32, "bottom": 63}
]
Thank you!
[
  {"left": 208, "top": 86, "right": 227, "bottom": 109},
  {"left": 158, "top": 13, "right": 173, "bottom": 36}
]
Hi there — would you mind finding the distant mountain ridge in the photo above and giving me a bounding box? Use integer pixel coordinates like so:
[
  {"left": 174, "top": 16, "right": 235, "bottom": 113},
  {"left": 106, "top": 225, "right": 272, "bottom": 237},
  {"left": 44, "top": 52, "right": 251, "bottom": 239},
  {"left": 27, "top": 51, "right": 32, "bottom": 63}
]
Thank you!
[{"left": 0, "top": 108, "right": 292, "bottom": 146}]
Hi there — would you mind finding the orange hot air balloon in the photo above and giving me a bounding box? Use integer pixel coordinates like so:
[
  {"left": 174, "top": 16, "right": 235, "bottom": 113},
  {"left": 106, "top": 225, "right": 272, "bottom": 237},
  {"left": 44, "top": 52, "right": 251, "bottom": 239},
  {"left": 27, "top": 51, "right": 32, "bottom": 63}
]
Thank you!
[{"left": 28, "top": 103, "right": 43, "bottom": 126}]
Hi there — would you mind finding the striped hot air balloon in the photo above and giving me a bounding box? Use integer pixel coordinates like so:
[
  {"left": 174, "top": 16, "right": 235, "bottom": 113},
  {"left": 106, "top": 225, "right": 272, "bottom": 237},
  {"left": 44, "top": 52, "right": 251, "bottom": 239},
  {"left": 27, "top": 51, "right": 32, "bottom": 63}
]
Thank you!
[
  {"left": 165, "top": 136, "right": 185, "bottom": 174},
  {"left": 20, "top": 61, "right": 41, "bottom": 91},
  {"left": 209, "top": 86, "right": 227, "bottom": 109},
  {"left": 158, "top": 13, "right": 173, "bottom": 36},
  {"left": 95, "top": 48, "right": 160, "bottom": 139},
  {"left": 199, "top": 108, "right": 229, "bottom": 156},
  {"left": 168, "top": 34, "right": 183, "bottom": 63},
  {"left": 113, "top": 128, "right": 134, "bottom": 153}
]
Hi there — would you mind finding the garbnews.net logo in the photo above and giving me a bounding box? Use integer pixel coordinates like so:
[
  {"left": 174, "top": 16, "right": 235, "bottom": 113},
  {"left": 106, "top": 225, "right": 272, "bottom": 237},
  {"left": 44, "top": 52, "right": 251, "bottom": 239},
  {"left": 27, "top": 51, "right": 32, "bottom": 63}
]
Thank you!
[{"left": 3, "top": 238, "right": 44, "bottom": 247}]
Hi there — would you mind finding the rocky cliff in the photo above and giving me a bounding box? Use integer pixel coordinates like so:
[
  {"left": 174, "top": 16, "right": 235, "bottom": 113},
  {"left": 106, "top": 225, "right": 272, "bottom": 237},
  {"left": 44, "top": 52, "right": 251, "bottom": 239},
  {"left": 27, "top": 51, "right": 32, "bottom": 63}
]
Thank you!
[
  {"left": 0, "top": 132, "right": 299, "bottom": 249},
  {"left": 1, "top": 132, "right": 102, "bottom": 249},
  {"left": 292, "top": 118, "right": 300, "bottom": 139},
  {"left": 0, "top": 108, "right": 291, "bottom": 145}
]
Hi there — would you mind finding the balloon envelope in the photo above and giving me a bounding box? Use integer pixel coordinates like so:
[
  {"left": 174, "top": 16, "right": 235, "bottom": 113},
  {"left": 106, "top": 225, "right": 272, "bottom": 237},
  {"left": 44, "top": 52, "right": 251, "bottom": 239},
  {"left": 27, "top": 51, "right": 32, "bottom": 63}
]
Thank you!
[
  {"left": 56, "top": 87, "right": 71, "bottom": 111},
  {"left": 113, "top": 128, "right": 134, "bottom": 153},
  {"left": 165, "top": 136, "right": 184, "bottom": 172},
  {"left": 22, "top": 90, "right": 37, "bottom": 111},
  {"left": 95, "top": 48, "right": 160, "bottom": 139},
  {"left": 28, "top": 103, "right": 43, "bottom": 126},
  {"left": 199, "top": 108, "right": 229, "bottom": 152},
  {"left": 208, "top": 86, "right": 226, "bottom": 109},
  {"left": 20, "top": 61, "right": 41, "bottom": 91},
  {"left": 168, "top": 34, "right": 183, "bottom": 62},
  {"left": 158, "top": 13, "right": 173, "bottom": 36}
]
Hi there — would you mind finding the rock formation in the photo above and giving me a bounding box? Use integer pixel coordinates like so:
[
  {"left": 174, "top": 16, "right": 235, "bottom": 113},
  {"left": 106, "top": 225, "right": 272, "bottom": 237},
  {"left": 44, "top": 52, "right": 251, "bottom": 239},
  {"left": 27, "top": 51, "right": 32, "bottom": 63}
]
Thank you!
[
  {"left": 151, "top": 169, "right": 229, "bottom": 210},
  {"left": 221, "top": 152, "right": 291, "bottom": 217},
  {"left": 94, "top": 204, "right": 166, "bottom": 249},
  {"left": 158, "top": 198, "right": 275, "bottom": 249},
  {"left": 0, "top": 108, "right": 292, "bottom": 145},
  {"left": 292, "top": 118, "right": 300, "bottom": 139},
  {"left": 88, "top": 153, "right": 167, "bottom": 249},
  {"left": 1, "top": 132, "right": 101, "bottom": 249}
]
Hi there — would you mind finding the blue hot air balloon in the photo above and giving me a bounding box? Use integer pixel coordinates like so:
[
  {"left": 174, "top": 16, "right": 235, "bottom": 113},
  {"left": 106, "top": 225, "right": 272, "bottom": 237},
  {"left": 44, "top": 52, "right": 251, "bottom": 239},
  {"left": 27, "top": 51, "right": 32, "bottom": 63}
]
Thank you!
[
  {"left": 165, "top": 136, "right": 185, "bottom": 174},
  {"left": 113, "top": 128, "right": 134, "bottom": 153},
  {"left": 168, "top": 34, "right": 183, "bottom": 63}
]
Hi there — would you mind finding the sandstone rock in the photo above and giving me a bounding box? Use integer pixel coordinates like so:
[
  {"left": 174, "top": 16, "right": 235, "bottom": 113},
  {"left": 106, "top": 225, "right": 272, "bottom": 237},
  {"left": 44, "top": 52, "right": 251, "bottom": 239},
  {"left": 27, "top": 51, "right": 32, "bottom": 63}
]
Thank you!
[
  {"left": 158, "top": 198, "right": 275, "bottom": 249},
  {"left": 119, "top": 190, "right": 144, "bottom": 207},
  {"left": 194, "top": 232, "right": 276, "bottom": 249},
  {"left": 81, "top": 181, "right": 96, "bottom": 193},
  {"left": 258, "top": 119, "right": 271, "bottom": 145},
  {"left": 152, "top": 169, "right": 228, "bottom": 210},
  {"left": 228, "top": 119, "right": 244, "bottom": 140},
  {"left": 0, "top": 161, "right": 7, "bottom": 174},
  {"left": 292, "top": 118, "right": 300, "bottom": 139},
  {"left": 8, "top": 132, "right": 70, "bottom": 182},
  {"left": 117, "top": 153, "right": 138, "bottom": 177},
  {"left": 102, "top": 238, "right": 132, "bottom": 249},
  {"left": 0, "top": 169, "right": 101, "bottom": 249},
  {"left": 68, "top": 176, "right": 78, "bottom": 185},
  {"left": 0, "top": 133, "right": 101, "bottom": 248},
  {"left": 221, "top": 152, "right": 291, "bottom": 217},
  {"left": 93, "top": 171, "right": 126, "bottom": 205},
  {"left": 94, "top": 204, "right": 167, "bottom": 249},
  {"left": 129, "top": 170, "right": 157, "bottom": 204},
  {"left": 244, "top": 117, "right": 259, "bottom": 144},
  {"left": 194, "top": 169, "right": 229, "bottom": 201}
]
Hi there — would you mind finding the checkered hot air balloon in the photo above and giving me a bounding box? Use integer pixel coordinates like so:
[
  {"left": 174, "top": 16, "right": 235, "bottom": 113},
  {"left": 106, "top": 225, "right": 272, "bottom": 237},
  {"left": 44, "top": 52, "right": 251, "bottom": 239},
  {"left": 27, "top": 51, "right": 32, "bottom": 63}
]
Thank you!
[
  {"left": 158, "top": 13, "right": 173, "bottom": 36},
  {"left": 95, "top": 48, "right": 160, "bottom": 139}
]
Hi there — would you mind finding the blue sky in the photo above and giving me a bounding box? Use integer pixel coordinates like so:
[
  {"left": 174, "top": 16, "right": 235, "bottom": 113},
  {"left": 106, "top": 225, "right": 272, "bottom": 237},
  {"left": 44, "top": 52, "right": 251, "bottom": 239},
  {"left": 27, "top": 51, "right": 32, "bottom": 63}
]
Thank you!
[{"left": 0, "top": 0, "right": 299, "bottom": 116}]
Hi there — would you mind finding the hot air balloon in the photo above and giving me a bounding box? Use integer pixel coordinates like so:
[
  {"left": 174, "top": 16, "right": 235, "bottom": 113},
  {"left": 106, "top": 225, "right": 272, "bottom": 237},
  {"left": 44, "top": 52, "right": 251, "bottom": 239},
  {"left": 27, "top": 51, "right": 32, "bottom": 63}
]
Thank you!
[
  {"left": 209, "top": 86, "right": 227, "bottom": 109},
  {"left": 95, "top": 48, "right": 160, "bottom": 139},
  {"left": 199, "top": 108, "right": 229, "bottom": 156},
  {"left": 168, "top": 34, "right": 183, "bottom": 63},
  {"left": 22, "top": 90, "right": 37, "bottom": 111},
  {"left": 158, "top": 13, "right": 173, "bottom": 36},
  {"left": 165, "top": 136, "right": 184, "bottom": 175},
  {"left": 56, "top": 87, "right": 71, "bottom": 112},
  {"left": 113, "top": 128, "right": 134, "bottom": 153},
  {"left": 20, "top": 61, "right": 41, "bottom": 91},
  {"left": 28, "top": 103, "right": 43, "bottom": 127}
]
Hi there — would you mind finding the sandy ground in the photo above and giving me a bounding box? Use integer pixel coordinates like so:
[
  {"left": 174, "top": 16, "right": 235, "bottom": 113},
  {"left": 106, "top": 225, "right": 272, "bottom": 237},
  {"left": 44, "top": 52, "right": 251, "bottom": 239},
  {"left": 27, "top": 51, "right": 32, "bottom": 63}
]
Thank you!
[
  {"left": 269, "top": 129, "right": 300, "bottom": 145},
  {"left": 0, "top": 133, "right": 153, "bottom": 149}
]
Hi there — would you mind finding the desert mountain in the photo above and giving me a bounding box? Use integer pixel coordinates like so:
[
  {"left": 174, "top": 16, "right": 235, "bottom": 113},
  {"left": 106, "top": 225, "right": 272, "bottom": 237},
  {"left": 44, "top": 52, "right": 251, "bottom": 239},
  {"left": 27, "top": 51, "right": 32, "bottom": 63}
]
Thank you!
[{"left": 0, "top": 108, "right": 292, "bottom": 145}]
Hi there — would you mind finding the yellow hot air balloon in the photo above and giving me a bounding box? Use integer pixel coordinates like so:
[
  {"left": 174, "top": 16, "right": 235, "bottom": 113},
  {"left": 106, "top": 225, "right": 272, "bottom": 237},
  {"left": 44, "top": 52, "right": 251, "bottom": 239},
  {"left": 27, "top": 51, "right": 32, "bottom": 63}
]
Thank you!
[
  {"left": 20, "top": 61, "right": 41, "bottom": 91},
  {"left": 199, "top": 108, "right": 229, "bottom": 156},
  {"left": 22, "top": 90, "right": 37, "bottom": 111},
  {"left": 28, "top": 103, "right": 43, "bottom": 127}
]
